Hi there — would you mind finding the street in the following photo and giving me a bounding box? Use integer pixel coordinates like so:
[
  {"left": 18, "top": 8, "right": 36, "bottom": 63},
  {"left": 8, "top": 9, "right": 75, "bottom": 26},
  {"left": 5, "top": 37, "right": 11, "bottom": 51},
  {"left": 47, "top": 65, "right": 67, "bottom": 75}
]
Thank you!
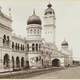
[
  {"left": 30, "top": 66, "right": 80, "bottom": 79},
  {"left": 0, "top": 66, "right": 80, "bottom": 79}
]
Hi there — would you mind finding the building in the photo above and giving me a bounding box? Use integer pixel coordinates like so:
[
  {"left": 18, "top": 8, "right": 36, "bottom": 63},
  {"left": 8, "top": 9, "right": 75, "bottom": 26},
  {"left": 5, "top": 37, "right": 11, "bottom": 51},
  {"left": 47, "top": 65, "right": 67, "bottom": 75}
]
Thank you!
[{"left": 0, "top": 3, "right": 73, "bottom": 72}]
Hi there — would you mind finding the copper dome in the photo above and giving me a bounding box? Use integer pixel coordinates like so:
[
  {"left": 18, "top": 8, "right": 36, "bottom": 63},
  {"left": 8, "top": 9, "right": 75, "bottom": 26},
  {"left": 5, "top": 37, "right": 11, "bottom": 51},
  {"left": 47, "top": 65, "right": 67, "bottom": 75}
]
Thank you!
[
  {"left": 45, "top": 3, "right": 55, "bottom": 15},
  {"left": 27, "top": 10, "right": 41, "bottom": 25},
  {"left": 61, "top": 40, "right": 68, "bottom": 46}
]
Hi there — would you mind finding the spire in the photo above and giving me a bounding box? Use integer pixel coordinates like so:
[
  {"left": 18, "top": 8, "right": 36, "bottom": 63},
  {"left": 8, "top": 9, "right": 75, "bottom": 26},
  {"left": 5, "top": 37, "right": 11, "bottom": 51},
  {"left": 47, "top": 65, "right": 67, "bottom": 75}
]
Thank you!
[
  {"left": 47, "top": 0, "right": 52, "bottom": 8},
  {"left": 64, "top": 37, "right": 66, "bottom": 42},
  {"left": 33, "top": 9, "right": 36, "bottom": 15},
  {"left": 47, "top": 3, "right": 52, "bottom": 8}
]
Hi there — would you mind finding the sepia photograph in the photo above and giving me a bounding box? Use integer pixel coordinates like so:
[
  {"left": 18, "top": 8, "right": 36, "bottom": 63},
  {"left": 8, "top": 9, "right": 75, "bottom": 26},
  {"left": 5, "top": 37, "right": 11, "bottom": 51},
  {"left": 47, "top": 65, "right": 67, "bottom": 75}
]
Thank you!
[{"left": 0, "top": 0, "right": 80, "bottom": 79}]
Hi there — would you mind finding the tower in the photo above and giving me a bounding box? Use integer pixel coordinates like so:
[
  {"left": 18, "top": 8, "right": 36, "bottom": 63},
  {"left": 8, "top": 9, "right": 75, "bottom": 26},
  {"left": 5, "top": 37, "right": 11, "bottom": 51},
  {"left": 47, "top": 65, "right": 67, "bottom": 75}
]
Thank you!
[
  {"left": 26, "top": 10, "right": 42, "bottom": 68},
  {"left": 27, "top": 10, "right": 42, "bottom": 40},
  {"left": 43, "top": 3, "right": 56, "bottom": 44},
  {"left": 61, "top": 39, "right": 73, "bottom": 66}
]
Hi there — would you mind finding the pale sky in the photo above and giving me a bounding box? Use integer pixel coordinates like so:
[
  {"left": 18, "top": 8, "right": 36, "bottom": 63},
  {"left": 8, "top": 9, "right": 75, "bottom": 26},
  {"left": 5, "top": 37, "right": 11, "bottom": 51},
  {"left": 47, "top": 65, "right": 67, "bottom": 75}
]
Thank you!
[{"left": 0, "top": 0, "right": 80, "bottom": 60}]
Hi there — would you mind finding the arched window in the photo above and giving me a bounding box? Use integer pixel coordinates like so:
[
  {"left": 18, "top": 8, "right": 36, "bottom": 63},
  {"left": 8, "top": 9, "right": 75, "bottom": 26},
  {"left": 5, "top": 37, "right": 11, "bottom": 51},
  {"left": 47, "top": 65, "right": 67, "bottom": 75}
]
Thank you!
[
  {"left": 27, "top": 44, "right": 29, "bottom": 51},
  {"left": 34, "top": 29, "right": 36, "bottom": 34},
  {"left": 36, "top": 57, "right": 38, "bottom": 62},
  {"left": 26, "top": 61, "right": 29, "bottom": 68},
  {"left": 18, "top": 43, "right": 19, "bottom": 50},
  {"left": 3, "top": 39, "right": 5, "bottom": 44},
  {"left": 7, "top": 36, "right": 10, "bottom": 46},
  {"left": 3, "top": 54, "right": 10, "bottom": 68},
  {"left": 7, "top": 36, "right": 9, "bottom": 42},
  {"left": 12, "top": 42, "right": 14, "bottom": 49},
  {"left": 36, "top": 44, "right": 38, "bottom": 51},
  {"left": 42, "top": 59, "right": 43, "bottom": 66},
  {"left": 32, "top": 43, "right": 35, "bottom": 51},
  {"left": 23, "top": 45, "right": 24, "bottom": 51},
  {"left": 38, "top": 29, "right": 39, "bottom": 34},
  {"left": 16, "top": 56, "right": 20, "bottom": 68},
  {"left": 30, "top": 29, "right": 32, "bottom": 34},
  {"left": 15, "top": 43, "right": 17, "bottom": 50},
  {"left": 22, "top": 45, "right": 23, "bottom": 50},
  {"left": 50, "top": 12, "right": 52, "bottom": 14},
  {"left": 21, "top": 44, "right": 22, "bottom": 50},
  {"left": 12, "top": 56, "right": 14, "bottom": 69},
  {"left": 3, "top": 35, "right": 6, "bottom": 44},
  {"left": 3, "top": 35, "right": 6, "bottom": 40},
  {"left": 21, "top": 57, "right": 24, "bottom": 68},
  {"left": 42, "top": 51, "right": 43, "bottom": 54},
  {"left": 39, "top": 56, "right": 41, "bottom": 61},
  {"left": 39, "top": 44, "right": 41, "bottom": 51}
]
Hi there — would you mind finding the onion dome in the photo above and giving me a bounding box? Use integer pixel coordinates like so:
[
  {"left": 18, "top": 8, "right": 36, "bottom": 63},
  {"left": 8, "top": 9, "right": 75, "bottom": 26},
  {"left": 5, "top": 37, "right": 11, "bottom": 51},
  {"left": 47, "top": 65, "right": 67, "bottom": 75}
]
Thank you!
[
  {"left": 61, "top": 40, "right": 68, "bottom": 46},
  {"left": 27, "top": 10, "right": 41, "bottom": 25},
  {"left": 45, "top": 3, "right": 55, "bottom": 15}
]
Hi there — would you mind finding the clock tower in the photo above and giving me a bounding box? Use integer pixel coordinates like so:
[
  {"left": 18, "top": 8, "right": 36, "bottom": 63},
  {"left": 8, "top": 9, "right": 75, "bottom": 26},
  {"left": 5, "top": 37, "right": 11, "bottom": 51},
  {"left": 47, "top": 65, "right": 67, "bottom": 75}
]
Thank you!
[{"left": 43, "top": 3, "right": 56, "bottom": 44}]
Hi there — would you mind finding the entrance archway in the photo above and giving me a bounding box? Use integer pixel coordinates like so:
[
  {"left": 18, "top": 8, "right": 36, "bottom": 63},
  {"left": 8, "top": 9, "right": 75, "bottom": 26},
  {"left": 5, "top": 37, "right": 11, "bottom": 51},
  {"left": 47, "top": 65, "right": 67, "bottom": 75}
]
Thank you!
[
  {"left": 52, "top": 59, "right": 60, "bottom": 67},
  {"left": 3, "top": 54, "right": 10, "bottom": 68}
]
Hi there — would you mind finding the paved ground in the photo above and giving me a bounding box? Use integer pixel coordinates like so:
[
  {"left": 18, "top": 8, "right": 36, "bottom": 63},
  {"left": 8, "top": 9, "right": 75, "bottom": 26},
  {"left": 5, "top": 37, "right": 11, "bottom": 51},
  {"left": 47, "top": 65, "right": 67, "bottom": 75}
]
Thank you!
[
  {"left": 0, "top": 67, "right": 63, "bottom": 79},
  {"left": 0, "top": 66, "right": 80, "bottom": 79},
  {"left": 29, "top": 66, "right": 80, "bottom": 79}
]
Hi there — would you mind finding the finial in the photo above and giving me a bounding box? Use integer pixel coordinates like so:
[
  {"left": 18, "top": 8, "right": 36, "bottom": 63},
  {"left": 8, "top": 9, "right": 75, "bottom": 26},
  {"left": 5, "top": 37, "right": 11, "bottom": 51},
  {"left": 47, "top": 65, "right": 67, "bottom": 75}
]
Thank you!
[
  {"left": 9, "top": 8, "right": 11, "bottom": 17},
  {"left": 49, "top": 0, "right": 50, "bottom": 4},
  {"left": 0, "top": 6, "right": 2, "bottom": 12},
  {"left": 64, "top": 37, "right": 66, "bottom": 41},
  {"left": 33, "top": 9, "right": 35, "bottom": 15},
  {"left": 47, "top": 1, "right": 52, "bottom": 8}
]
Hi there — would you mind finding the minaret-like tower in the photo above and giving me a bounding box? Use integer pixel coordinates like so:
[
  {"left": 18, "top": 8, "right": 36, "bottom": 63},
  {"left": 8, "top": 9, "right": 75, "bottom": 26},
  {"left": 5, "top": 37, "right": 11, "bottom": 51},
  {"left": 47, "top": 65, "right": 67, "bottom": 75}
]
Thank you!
[
  {"left": 27, "top": 10, "right": 42, "bottom": 40},
  {"left": 43, "top": 3, "right": 56, "bottom": 44},
  {"left": 61, "top": 39, "right": 69, "bottom": 49},
  {"left": 61, "top": 40, "right": 73, "bottom": 66},
  {"left": 26, "top": 10, "right": 42, "bottom": 68}
]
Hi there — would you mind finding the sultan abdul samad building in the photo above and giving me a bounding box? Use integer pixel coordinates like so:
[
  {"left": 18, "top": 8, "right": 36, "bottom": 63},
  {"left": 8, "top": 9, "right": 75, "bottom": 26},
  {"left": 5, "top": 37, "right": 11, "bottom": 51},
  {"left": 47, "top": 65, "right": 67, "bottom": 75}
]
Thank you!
[{"left": 0, "top": 3, "right": 73, "bottom": 72}]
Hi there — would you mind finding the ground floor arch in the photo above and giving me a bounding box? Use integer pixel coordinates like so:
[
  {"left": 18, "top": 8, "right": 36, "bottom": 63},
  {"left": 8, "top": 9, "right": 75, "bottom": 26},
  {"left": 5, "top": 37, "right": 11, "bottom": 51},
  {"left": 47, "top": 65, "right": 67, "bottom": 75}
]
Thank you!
[
  {"left": 12, "top": 56, "right": 14, "bottom": 69},
  {"left": 26, "top": 61, "right": 29, "bottom": 68},
  {"left": 16, "top": 56, "right": 20, "bottom": 68},
  {"left": 3, "top": 54, "right": 10, "bottom": 68},
  {"left": 52, "top": 58, "right": 60, "bottom": 67},
  {"left": 21, "top": 57, "right": 24, "bottom": 68}
]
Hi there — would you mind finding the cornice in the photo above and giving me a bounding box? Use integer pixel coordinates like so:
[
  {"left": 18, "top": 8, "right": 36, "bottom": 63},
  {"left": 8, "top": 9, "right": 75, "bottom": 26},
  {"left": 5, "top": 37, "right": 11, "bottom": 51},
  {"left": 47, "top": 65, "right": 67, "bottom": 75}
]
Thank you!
[
  {"left": 0, "top": 23, "right": 13, "bottom": 32},
  {"left": 12, "top": 35, "right": 26, "bottom": 42},
  {"left": 0, "top": 11, "right": 12, "bottom": 22}
]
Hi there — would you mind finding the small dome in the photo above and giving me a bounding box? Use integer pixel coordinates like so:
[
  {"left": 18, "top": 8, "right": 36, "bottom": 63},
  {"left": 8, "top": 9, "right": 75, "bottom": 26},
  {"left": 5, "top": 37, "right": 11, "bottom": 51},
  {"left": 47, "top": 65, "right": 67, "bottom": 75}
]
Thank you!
[
  {"left": 27, "top": 10, "right": 41, "bottom": 25},
  {"left": 61, "top": 40, "right": 68, "bottom": 46},
  {"left": 45, "top": 3, "right": 55, "bottom": 15},
  {"left": 47, "top": 3, "right": 52, "bottom": 7}
]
